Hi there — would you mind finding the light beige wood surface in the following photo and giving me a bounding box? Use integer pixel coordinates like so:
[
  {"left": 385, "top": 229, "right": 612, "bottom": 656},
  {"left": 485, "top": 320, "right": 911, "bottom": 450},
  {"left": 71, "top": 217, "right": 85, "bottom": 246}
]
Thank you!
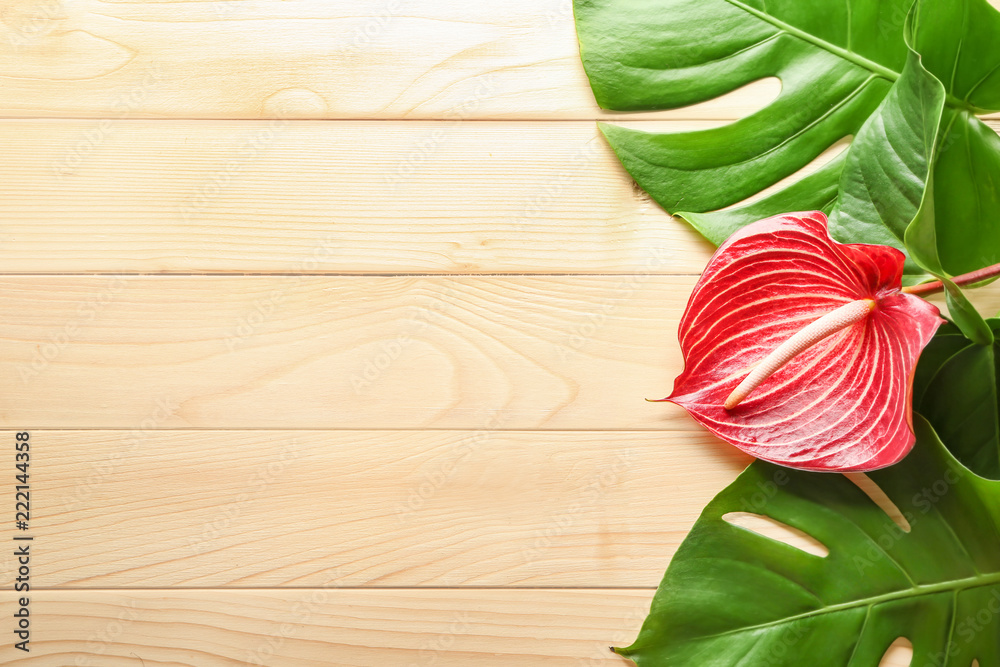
[
  {"left": 9, "top": 430, "right": 748, "bottom": 588},
  {"left": 0, "top": 119, "right": 715, "bottom": 274},
  {"left": 0, "top": 0, "right": 780, "bottom": 120},
  {"left": 1, "top": 276, "right": 996, "bottom": 430},
  {"left": 1, "top": 1, "right": 994, "bottom": 664},
  {"left": 2, "top": 0, "right": 997, "bottom": 123},
  {"left": 0, "top": 589, "right": 652, "bottom": 665},
  {"left": 0, "top": 275, "right": 692, "bottom": 429},
  {"left": 2, "top": 118, "right": 998, "bottom": 274}
]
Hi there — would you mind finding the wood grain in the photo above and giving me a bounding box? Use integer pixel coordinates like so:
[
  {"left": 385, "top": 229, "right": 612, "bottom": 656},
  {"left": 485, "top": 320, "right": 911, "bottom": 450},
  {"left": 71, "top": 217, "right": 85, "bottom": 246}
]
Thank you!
[
  {"left": 0, "top": 588, "right": 652, "bottom": 665},
  {"left": 1, "top": 430, "right": 747, "bottom": 588},
  {"left": 1, "top": 275, "right": 996, "bottom": 430},
  {"left": 0, "top": 0, "right": 782, "bottom": 120},
  {"left": 0, "top": 119, "right": 715, "bottom": 274},
  {"left": 3, "top": 1, "right": 997, "bottom": 662},
  {"left": 5, "top": 119, "right": 1000, "bottom": 274},
  {"left": 0, "top": 589, "right": 916, "bottom": 666},
  {"left": 0, "top": 275, "right": 695, "bottom": 429},
  {"left": 3, "top": 0, "right": 998, "bottom": 123}
]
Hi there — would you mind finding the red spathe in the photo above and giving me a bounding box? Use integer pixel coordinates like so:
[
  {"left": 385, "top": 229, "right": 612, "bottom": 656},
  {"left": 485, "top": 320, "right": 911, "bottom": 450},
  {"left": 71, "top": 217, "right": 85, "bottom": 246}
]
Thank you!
[{"left": 665, "top": 212, "right": 944, "bottom": 472}]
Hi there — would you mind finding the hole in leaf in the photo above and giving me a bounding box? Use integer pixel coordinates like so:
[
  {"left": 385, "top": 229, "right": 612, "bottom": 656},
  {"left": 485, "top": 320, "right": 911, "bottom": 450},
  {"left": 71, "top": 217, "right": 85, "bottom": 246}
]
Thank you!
[
  {"left": 972, "top": 660, "right": 980, "bottom": 667},
  {"left": 610, "top": 77, "right": 781, "bottom": 124},
  {"left": 845, "top": 473, "right": 912, "bottom": 533},
  {"left": 722, "top": 512, "right": 829, "bottom": 557},
  {"left": 879, "top": 637, "right": 913, "bottom": 667}
]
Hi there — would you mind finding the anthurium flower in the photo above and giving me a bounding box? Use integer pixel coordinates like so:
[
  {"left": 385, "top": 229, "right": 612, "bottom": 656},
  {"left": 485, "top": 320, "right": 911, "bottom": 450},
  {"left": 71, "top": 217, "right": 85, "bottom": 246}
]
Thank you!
[{"left": 660, "top": 212, "right": 944, "bottom": 472}]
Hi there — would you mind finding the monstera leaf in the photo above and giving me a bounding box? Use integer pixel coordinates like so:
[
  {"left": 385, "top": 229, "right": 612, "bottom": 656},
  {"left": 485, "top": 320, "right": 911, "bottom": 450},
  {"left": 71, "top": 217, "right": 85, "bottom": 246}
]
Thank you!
[
  {"left": 574, "top": 0, "right": 1000, "bottom": 274},
  {"left": 914, "top": 320, "right": 1000, "bottom": 479},
  {"left": 617, "top": 416, "right": 1000, "bottom": 665},
  {"left": 575, "top": 0, "right": 904, "bottom": 222}
]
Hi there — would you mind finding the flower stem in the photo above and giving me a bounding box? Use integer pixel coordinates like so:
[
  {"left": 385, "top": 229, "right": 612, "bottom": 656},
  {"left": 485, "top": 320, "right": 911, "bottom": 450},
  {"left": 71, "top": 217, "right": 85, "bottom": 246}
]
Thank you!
[{"left": 902, "top": 261, "right": 1000, "bottom": 297}]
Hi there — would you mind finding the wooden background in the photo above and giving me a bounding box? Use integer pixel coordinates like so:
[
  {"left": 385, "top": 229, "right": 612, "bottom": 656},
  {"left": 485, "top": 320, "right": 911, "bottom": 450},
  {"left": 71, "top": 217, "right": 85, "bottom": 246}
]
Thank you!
[{"left": 1, "top": 1, "right": 999, "bottom": 664}]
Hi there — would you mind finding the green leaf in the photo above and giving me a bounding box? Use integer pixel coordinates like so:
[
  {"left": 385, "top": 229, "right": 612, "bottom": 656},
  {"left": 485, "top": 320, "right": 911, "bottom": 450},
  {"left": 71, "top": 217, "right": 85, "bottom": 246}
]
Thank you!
[
  {"left": 905, "top": 168, "right": 995, "bottom": 345},
  {"left": 909, "top": 0, "right": 1000, "bottom": 275},
  {"left": 824, "top": 18, "right": 993, "bottom": 309},
  {"left": 930, "top": 109, "right": 1000, "bottom": 275},
  {"left": 827, "top": 48, "right": 943, "bottom": 283},
  {"left": 911, "top": 322, "right": 969, "bottom": 404},
  {"left": 915, "top": 320, "right": 1000, "bottom": 478},
  {"left": 575, "top": 0, "right": 908, "bottom": 217},
  {"left": 910, "top": 0, "right": 1000, "bottom": 111},
  {"left": 575, "top": 0, "right": 1000, "bottom": 265},
  {"left": 834, "top": 37, "right": 995, "bottom": 343},
  {"left": 617, "top": 417, "right": 1000, "bottom": 665},
  {"left": 941, "top": 278, "right": 996, "bottom": 346},
  {"left": 677, "top": 153, "right": 844, "bottom": 246}
]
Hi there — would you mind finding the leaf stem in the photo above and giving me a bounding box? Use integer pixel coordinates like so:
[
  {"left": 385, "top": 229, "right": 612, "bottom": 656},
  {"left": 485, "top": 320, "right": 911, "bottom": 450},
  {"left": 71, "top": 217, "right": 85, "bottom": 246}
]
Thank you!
[{"left": 902, "top": 261, "right": 1000, "bottom": 297}]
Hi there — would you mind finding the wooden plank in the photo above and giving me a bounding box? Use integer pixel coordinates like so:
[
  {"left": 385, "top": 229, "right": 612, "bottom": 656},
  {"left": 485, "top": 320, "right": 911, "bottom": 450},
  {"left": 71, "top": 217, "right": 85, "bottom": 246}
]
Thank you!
[
  {"left": 4, "top": 119, "right": 1000, "bottom": 274},
  {"left": 0, "top": 588, "right": 652, "bottom": 665},
  {"left": 0, "top": 119, "right": 715, "bottom": 274},
  {"left": 0, "top": 589, "right": 917, "bottom": 666},
  {"left": 0, "top": 275, "right": 693, "bottom": 429},
  {"left": 4, "top": 0, "right": 999, "bottom": 122},
  {"left": 1, "top": 276, "right": 997, "bottom": 430},
  {"left": 0, "top": 0, "right": 783, "bottom": 120},
  {"left": 2, "top": 430, "right": 747, "bottom": 588}
]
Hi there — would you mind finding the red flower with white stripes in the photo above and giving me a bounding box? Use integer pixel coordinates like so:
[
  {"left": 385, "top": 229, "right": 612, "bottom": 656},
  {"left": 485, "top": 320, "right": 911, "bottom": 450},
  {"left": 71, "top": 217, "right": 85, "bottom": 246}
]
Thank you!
[{"left": 658, "top": 212, "right": 944, "bottom": 472}]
